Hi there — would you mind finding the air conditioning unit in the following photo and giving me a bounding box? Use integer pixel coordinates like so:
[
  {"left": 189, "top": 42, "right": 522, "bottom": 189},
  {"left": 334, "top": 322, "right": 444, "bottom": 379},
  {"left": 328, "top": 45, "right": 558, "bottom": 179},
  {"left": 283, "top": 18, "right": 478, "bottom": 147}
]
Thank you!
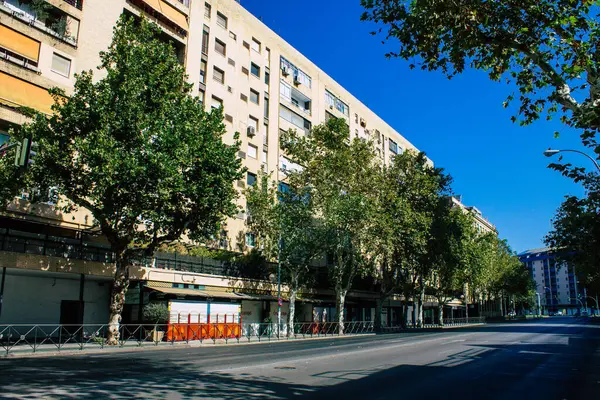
[
  {"left": 281, "top": 66, "right": 290, "bottom": 76},
  {"left": 329, "top": 105, "right": 334, "bottom": 110},
  {"left": 247, "top": 126, "right": 256, "bottom": 137},
  {"left": 294, "top": 73, "right": 301, "bottom": 85}
]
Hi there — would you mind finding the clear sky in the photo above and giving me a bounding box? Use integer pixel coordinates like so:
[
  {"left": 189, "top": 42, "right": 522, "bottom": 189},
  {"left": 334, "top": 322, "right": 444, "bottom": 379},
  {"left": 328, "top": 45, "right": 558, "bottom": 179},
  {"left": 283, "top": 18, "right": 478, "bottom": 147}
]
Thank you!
[{"left": 242, "top": 0, "right": 589, "bottom": 253}]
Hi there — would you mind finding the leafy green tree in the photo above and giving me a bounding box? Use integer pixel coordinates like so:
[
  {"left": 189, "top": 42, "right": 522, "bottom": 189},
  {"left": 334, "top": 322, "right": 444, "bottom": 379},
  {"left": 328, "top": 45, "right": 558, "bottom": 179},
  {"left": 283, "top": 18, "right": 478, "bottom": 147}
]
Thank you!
[
  {"left": 370, "top": 150, "right": 450, "bottom": 329},
  {"left": 0, "top": 17, "right": 242, "bottom": 344},
  {"left": 245, "top": 172, "right": 324, "bottom": 335},
  {"left": 281, "top": 118, "right": 380, "bottom": 334},
  {"left": 428, "top": 203, "right": 475, "bottom": 326},
  {"left": 361, "top": 0, "right": 600, "bottom": 169},
  {"left": 546, "top": 175, "right": 600, "bottom": 293}
]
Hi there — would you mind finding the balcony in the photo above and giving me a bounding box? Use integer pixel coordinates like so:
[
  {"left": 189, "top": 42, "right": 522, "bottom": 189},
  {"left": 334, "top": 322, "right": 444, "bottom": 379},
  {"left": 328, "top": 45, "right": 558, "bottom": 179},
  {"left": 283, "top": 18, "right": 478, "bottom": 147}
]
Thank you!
[
  {"left": 0, "top": 0, "right": 78, "bottom": 46},
  {"left": 280, "top": 80, "right": 311, "bottom": 117},
  {"left": 61, "top": 0, "right": 83, "bottom": 10}
]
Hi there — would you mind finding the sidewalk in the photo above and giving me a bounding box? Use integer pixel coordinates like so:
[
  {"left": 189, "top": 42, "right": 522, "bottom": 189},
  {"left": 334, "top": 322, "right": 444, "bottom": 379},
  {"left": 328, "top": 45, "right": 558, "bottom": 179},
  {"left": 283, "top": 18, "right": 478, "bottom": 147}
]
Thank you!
[{"left": 2, "top": 323, "right": 486, "bottom": 359}]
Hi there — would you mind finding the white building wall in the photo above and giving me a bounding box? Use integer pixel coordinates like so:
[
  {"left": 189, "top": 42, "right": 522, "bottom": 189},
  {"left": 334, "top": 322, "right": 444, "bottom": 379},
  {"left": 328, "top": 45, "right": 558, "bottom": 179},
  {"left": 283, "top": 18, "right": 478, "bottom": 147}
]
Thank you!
[{"left": 0, "top": 271, "right": 110, "bottom": 325}]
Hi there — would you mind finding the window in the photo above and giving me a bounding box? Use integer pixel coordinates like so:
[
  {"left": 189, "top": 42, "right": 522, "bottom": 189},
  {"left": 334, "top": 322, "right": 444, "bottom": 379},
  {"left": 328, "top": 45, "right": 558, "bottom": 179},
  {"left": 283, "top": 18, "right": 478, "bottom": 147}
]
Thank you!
[
  {"left": 216, "top": 12, "right": 227, "bottom": 29},
  {"left": 215, "top": 38, "right": 226, "bottom": 56},
  {"left": 279, "top": 106, "right": 311, "bottom": 132},
  {"left": 213, "top": 66, "right": 224, "bottom": 84},
  {"left": 247, "top": 172, "right": 257, "bottom": 186},
  {"left": 211, "top": 96, "right": 222, "bottom": 109},
  {"left": 262, "top": 150, "right": 267, "bottom": 164},
  {"left": 202, "top": 25, "right": 210, "bottom": 54},
  {"left": 265, "top": 71, "right": 270, "bottom": 85},
  {"left": 250, "top": 89, "right": 260, "bottom": 104},
  {"left": 389, "top": 139, "right": 398, "bottom": 154},
  {"left": 280, "top": 81, "right": 292, "bottom": 102},
  {"left": 280, "top": 57, "right": 312, "bottom": 88},
  {"left": 248, "top": 115, "right": 259, "bottom": 131},
  {"left": 248, "top": 144, "right": 257, "bottom": 159},
  {"left": 251, "top": 38, "right": 261, "bottom": 53},
  {"left": 264, "top": 95, "right": 269, "bottom": 118},
  {"left": 51, "top": 53, "right": 71, "bottom": 77},
  {"left": 200, "top": 59, "right": 207, "bottom": 84},
  {"left": 0, "top": 132, "right": 8, "bottom": 147},
  {"left": 250, "top": 62, "right": 260, "bottom": 78},
  {"left": 199, "top": 89, "right": 205, "bottom": 104},
  {"left": 265, "top": 47, "right": 271, "bottom": 65},
  {"left": 229, "top": 31, "right": 237, "bottom": 41},
  {"left": 204, "top": 2, "right": 211, "bottom": 19},
  {"left": 325, "top": 90, "right": 349, "bottom": 116},
  {"left": 245, "top": 232, "right": 256, "bottom": 247}
]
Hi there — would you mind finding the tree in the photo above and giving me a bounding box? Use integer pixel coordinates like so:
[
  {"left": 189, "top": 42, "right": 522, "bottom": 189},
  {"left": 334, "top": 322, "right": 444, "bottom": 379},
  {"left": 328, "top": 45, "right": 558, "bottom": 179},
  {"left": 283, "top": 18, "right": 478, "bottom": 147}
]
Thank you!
[
  {"left": 370, "top": 150, "right": 450, "bottom": 330},
  {"left": 546, "top": 175, "right": 600, "bottom": 292},
  {"left": 245, "top": 171, "right": 324, "bottom": 335},
  {"left": 361, "top": 1, "right": 600, "bottom": 168},
  {"left": 281, "top": 118, "right": 380, "bottom": 334},
  {"left": 0, "top": 17, "right": 243, "bottom": 344},
  {"left": 428, "top": 203, "right": 474, "bottom": 326}
]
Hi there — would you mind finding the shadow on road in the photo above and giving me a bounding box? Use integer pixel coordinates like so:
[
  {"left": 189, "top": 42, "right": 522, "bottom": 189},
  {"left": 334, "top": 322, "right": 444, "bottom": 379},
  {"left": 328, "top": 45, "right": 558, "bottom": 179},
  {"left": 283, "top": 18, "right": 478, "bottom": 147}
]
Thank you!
[{"left": 0, "top": 319, "right": 598, "bottom": 399}]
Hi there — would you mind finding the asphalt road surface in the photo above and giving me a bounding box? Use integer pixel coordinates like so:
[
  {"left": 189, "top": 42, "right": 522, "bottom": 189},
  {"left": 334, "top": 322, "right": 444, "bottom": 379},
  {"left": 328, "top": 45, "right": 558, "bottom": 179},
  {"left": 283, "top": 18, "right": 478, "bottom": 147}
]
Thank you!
[{"left": 1, "top": 318, "right": 599, "bottom": 399}]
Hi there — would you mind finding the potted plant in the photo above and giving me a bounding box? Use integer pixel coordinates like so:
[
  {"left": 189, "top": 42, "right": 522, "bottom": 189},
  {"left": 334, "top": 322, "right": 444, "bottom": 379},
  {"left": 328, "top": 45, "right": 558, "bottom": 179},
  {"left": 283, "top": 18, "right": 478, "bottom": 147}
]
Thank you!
[{"left": 143, "top": 303, "right": 169, "bottom": 342}]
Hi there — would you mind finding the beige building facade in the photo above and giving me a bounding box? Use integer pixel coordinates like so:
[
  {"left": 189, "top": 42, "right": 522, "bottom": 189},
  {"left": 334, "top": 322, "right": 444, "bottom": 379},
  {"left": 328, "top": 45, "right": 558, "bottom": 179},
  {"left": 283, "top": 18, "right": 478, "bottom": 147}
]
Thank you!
[{"left": 0, "top": 0, "right": 420, "bottom": 326}]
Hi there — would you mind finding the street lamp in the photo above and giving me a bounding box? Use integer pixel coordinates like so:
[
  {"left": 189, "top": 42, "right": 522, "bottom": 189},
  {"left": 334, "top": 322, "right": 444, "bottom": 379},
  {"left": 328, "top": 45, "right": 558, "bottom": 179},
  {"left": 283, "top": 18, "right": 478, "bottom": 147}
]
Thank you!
[{"left": 543, "top": 148, "right": 600, "bottom": 172}]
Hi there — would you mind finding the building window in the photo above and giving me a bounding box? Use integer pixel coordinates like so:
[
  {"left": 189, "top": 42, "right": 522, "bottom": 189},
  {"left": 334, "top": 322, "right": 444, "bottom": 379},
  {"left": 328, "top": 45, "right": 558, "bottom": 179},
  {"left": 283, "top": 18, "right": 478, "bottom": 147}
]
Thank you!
[
  {"left": 199, "top": 89, "right": 205, "bottom": 104},
  {"left": 280, "top": 57, "right": 312, "bottom": 88},
  {"left": 251, "top": 38, "right": 261, "bottom": 53},
  {"left": 215, "top": 38, "right": 226, "bottom": 56},
  {"left": 229, "top": 31, "right": 237, "bottom": 41},
  {"left": 199, "top": 59, "right": 207, "bottom": 84},
  {"left": 389, "top": 139, "right": 398, "bottom": 154},
  {"left": 250, "top": 62, "right": 260, "bottom": 78},
  {"left": 279, "top": 106, "right": 311, "bottom": 132},
  {"left": 216, "top": 12, "right": 227, "bottom": 29},
  {"left": 264, "top": 95, "right": 269, "bottom": 118},
  {"left": 213, "top": 66, "right": 224, "bottom": 84},
  {"left": 248, "top": 144, "right": 258, "bottom": 159},
  {"left": 245, "top": 232, "right": 256, "bottom": 247},
  {"left": 204, "top": 2, "right": 211, "bottom": 19},
  {"left": 202, "top": 25, "right": 210, "bottom": 54},
  {"left": 262, "top": 150, "right": 267, "bottom": 164},
  {"left": 265, "top": 47, "right": 271, "bottom": 65},
  {"left": 248, "top": 115, "right": 259, "bottom": 132},
  {"left": 51, "top": 53, "right": 71, "bottom": 77},
  {"left": 325, "top": 90, "right": 349, "bottom": 116},
  {"left": 211, "top": 96, "right": 223, "bottom": 109},
  {"left": 250, "top": 89, "right": 260, "bottom": 104},
  {"left": 264, "top": 71, "right": 270, "bottom": 86},
  {"left": 247, "top": 172, "right": 257, "bottom": 186}
]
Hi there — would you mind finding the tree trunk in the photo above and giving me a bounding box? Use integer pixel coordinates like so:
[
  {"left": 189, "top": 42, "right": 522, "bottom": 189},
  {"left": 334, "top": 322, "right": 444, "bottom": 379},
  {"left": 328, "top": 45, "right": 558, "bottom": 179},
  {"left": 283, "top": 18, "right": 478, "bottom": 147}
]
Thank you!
[
  {"left": 438, "top": 304, "right": 444, "bottom": 327},
  {"left": 288, "top": 288, "right": 297, "bottom": 337},
  {"left": 499, "top": 293, "right": 504, "bottom": 317},
  {"left": 402, "top": 302, "right": 409, "bottom": 328},
  {"left": 417, "top": 287, "right": 425, "bottom": 328},
  {"left": 412, "top": 298, "right": 417, "bottom": 327},
  {"left": 375, "top": 296, "right": 384, "bottom": 332},
  {"left": 336, "top": 288, "right": 346, "bottom": 335},
  {"left": 106, "top": 256, "right": 130, "bottom": 345}
]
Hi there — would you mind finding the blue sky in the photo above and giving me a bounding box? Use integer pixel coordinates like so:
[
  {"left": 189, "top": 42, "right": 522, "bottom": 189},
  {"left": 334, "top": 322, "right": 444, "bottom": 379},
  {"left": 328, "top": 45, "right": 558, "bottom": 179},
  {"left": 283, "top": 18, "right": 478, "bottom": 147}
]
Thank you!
[{"left": 243, "top": 0, "right": 588, "bottom": 253}]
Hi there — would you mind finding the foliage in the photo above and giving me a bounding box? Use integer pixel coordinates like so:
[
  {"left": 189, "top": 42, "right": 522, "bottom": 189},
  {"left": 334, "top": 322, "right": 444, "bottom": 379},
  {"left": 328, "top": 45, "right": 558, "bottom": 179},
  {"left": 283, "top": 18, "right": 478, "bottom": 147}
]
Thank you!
[
  {"left": 546, "top": 175, "right": 600, "bottom": 291},
  {"left": 281, "top": 118, "right": 381, "bottom": 333},
  {"left": 142, "top": 303, "right": 170, "bottom": 324},
  {"left": 361, "top": 0, "right": 600, "bottom": 176},
  {"left": 0, "top": 16, "right": 243, "bottom": 341}
]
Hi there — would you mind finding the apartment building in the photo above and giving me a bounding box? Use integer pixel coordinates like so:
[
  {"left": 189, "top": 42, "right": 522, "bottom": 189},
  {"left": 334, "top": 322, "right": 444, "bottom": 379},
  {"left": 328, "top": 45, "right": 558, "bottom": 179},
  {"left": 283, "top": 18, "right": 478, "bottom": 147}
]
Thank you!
[
  {"left": 0, "top": 0, "right": 420, "bottom": 328},
  {"left": 518, "top": 248, "right": 588, "bottom": 315},
  {"left": 449, "top": 196, "right": 497, "bottom": 235}
]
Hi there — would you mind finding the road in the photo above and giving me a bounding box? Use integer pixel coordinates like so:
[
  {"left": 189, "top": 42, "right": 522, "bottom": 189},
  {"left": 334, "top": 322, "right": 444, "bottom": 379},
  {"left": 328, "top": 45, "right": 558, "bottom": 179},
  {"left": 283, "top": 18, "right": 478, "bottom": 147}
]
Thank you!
[{"left": 0, "top": 318, "right": 599, "bottom": 399}]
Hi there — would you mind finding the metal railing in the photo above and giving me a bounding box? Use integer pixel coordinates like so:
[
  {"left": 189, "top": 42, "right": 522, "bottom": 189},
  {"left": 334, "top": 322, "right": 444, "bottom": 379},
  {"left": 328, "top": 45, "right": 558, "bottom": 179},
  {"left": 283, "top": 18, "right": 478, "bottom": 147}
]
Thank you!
[
  {"left": 442, "top": 317, "right": 486, "bottom": 326},
  {"left": 61, "top": 0, "right": 83, "bottom": 10},
  {"left": 0, "top": 318, "right": 485, "bottom": 355}
]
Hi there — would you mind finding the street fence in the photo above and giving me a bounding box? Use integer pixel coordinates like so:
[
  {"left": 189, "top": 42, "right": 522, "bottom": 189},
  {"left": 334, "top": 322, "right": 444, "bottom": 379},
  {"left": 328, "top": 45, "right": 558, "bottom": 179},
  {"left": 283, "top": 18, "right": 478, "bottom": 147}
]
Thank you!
[{"left": 0, "top": 318, "right": 485, "bottom": 356}]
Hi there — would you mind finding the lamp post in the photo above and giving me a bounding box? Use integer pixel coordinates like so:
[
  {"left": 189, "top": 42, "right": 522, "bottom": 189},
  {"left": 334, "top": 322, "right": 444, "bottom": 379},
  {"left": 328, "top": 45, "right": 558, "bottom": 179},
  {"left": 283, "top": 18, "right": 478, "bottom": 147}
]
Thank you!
[{"left": 543, "top": 149, "right": 600, "bottom": 172}]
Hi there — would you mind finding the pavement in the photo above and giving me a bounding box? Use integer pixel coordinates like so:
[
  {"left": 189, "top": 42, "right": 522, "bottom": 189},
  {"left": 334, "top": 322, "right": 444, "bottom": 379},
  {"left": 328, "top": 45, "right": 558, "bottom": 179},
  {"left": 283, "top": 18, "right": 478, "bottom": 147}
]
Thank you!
[{"left": 0, "top": 317, "right": 598, "bottom": 399}]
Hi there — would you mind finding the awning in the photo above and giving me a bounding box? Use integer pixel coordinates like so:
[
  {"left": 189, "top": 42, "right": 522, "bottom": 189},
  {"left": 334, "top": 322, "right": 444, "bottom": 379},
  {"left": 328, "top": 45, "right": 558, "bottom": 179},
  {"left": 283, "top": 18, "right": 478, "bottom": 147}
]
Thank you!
[
  {"left": 142, "top": 0, "right": 188, "bottom": 31},
  {"left": 149, "top": 286, "right": 247, "bottom": 300},
  {"left": 0, "top": 72, "right": 54, "bottom": 114},
  {"left": 0, "top": 24, "right": 40, "bottom": 62}
]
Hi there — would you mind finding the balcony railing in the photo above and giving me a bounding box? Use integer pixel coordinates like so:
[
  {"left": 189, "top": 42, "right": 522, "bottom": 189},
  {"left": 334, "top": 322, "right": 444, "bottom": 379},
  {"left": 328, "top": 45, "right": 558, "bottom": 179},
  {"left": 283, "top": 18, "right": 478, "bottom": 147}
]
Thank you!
[{"left": 61, "top": 0, "right": 83, "bottom": 10}]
